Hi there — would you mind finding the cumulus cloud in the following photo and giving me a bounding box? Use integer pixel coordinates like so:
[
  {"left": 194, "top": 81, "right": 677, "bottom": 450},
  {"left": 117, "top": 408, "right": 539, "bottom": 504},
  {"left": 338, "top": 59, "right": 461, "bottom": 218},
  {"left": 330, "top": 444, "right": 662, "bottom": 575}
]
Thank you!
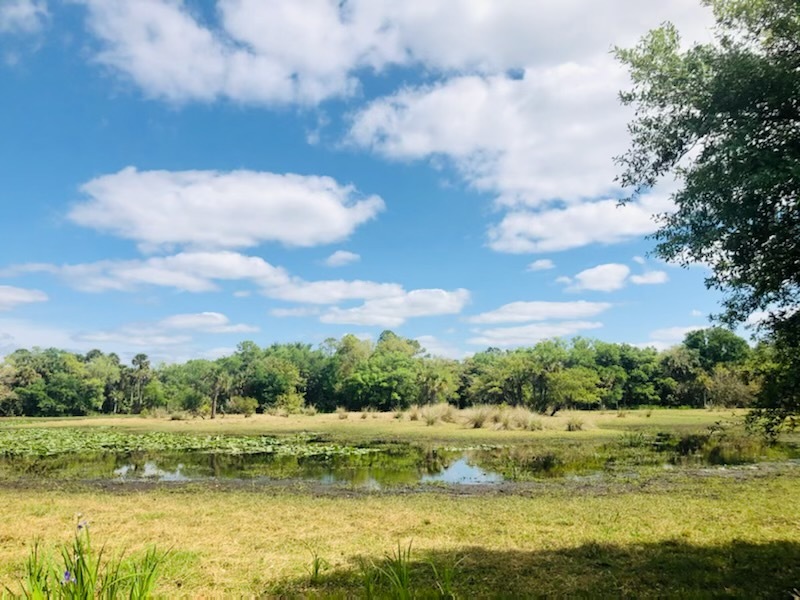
[
  {"left": 558, "top": 263, "right": 669, "bottom": 293},
  {"left": 0, "top": 285, "right": 48, "bottom": 311},
  {"left": 4, "top": 251, "right": 289, "bottom": 293},
  {"left": 320, "top": 288, "right": 470, "bottom": 327},
  {"left": 69, "top": 167, "right": 384, "bottom": 252},
  {"left": 323, "top": 250, "right": 360, "bottom": 267},
  {"left": 561, "top": 264, "right": 631, "bottom": 293},
  {"left": 488, "top": 194, "right": 674, "bottom": 254},
  {"left": 76, "top": 0, "right": 709, "bottom": 106},
  {"left": 4, "top": 251, "right": 470, "bottom": 325},
  {"left": 468, "top": 320, "right": 603, "bottom": 347},
  {"left": 349, "top": 59, "right": 628, "bottom": 207},
  {"left": 468, "top": 300, "right": 612, "bottom": 324},
  {"left": 527, "top": 259, "right": 554, "bottom": 272},
  {"left": 630, "top": 270, "right": 669, "bottom": 285},
  {"left": 0, "top": 0, "right": 48, "bottom": 34}
]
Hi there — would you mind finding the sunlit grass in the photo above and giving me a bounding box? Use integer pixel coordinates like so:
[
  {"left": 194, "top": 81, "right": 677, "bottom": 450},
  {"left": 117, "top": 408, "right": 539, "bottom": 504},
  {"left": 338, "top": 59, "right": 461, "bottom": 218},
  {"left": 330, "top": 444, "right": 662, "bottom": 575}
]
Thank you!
[
  {"left": 0, "top": 475, "right": 797, "bottom": 596},
  {"left": 0, "top": 408, "right": 746, "bottom": 444}
]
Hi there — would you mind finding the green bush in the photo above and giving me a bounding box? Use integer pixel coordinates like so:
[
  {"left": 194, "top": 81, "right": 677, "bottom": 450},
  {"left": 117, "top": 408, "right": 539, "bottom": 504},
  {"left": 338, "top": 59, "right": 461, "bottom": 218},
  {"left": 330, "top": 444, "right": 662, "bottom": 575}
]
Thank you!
[{"left": 227, "top": 396, "right": 258, "bottom": 417}]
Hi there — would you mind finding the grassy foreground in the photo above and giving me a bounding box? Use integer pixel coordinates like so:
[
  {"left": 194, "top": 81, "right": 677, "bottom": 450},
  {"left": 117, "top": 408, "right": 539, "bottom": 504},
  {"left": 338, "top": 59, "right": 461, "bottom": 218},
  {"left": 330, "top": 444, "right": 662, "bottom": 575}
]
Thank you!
[
  {"left": 0, "top": 409, "right": 797, "bottom": 597},
  {"left": 0, "top": 477, "right": 798, "bottom": 597}
]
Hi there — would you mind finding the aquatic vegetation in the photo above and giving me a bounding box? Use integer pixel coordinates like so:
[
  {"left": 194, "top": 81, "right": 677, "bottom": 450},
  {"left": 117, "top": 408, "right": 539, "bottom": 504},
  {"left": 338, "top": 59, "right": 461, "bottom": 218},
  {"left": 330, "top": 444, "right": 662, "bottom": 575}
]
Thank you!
[{"left": 0, "top": 428, "right": 375, "bottom": 459}]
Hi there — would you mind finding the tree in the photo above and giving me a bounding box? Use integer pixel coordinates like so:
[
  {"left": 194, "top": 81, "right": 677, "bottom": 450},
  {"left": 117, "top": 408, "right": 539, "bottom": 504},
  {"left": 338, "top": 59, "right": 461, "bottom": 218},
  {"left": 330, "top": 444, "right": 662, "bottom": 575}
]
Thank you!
[
  {"left": 615, "top": 0, "right": 800, "bottom": 428},
  {"left": 683, "top": 327, "right": 750, "bottom": 372}
]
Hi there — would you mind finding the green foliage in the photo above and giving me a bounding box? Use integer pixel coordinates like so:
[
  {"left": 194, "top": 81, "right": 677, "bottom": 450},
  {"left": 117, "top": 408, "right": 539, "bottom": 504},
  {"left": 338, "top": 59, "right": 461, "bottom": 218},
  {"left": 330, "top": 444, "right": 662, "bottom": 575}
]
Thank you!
[
  {"left": 0, "top": 328, "right": 765, "bottom": 418},
  {"left": 227, "top": 396, "right": 258, "bottom": 416},
  {"left": 13, "top": 518, "right": 167, "bottom": 599},
  {"left": 615, "top": 0, "right": 800, "bottom": 427}
]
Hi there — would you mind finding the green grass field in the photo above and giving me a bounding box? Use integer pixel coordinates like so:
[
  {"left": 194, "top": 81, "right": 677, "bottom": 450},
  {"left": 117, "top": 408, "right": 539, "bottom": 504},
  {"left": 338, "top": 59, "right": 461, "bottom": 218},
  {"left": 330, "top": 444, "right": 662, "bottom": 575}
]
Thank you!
[{"left": 0, "top": 409, "right": 797, "bottom": 597}]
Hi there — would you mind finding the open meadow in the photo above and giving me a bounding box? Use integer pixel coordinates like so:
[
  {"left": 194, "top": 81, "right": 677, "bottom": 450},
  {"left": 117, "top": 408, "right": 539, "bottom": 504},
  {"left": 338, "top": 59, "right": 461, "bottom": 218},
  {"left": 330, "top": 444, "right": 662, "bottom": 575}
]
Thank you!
[{"left": 0, "top": 408, "right": 798, "bottom": 597}]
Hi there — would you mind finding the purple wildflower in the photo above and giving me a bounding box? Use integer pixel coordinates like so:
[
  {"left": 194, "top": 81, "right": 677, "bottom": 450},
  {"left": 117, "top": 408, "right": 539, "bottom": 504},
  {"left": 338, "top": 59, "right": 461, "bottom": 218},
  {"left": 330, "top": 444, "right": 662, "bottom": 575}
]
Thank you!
[{"left": 62, "top": 570, "right": 76, "bottom": 585}]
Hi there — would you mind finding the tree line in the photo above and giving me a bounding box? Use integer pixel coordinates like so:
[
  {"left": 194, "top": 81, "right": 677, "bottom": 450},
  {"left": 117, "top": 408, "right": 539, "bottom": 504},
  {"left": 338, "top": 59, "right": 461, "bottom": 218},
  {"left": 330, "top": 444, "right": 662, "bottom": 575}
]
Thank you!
[{"left": 0, "top": 327, "right": 786, "bottom": 418}]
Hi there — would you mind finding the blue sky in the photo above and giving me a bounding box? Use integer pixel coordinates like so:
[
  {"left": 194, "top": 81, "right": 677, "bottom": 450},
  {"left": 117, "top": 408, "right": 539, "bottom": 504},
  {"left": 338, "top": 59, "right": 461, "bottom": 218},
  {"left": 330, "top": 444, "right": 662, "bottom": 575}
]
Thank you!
[{"left": 0, "top": 0, "right": 727, "bottom": 362}]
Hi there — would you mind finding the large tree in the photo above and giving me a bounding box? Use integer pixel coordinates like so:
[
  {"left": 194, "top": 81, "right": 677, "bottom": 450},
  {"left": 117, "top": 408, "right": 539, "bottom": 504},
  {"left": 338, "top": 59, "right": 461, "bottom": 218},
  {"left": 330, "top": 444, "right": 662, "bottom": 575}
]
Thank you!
[{"left": 615, "top": 0, "right": 800, "bottom": 430}]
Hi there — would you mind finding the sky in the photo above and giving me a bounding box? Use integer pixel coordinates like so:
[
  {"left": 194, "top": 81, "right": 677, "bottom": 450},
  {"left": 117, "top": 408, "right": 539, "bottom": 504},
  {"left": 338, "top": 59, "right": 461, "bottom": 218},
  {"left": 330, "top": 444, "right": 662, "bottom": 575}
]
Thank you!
[{"left": 0, "top": 0, "right": 729, "bottom": 363}]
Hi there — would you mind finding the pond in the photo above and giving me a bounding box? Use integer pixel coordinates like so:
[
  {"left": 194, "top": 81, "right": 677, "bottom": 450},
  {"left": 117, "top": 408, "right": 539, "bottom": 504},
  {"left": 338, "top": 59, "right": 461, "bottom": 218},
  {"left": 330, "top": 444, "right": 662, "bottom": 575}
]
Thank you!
[
  {"left": 0, "top": 446, "right": 509, "bottom": 487},
  {"left": 0, "top": 429, "right": 796, "bottom": 487}
]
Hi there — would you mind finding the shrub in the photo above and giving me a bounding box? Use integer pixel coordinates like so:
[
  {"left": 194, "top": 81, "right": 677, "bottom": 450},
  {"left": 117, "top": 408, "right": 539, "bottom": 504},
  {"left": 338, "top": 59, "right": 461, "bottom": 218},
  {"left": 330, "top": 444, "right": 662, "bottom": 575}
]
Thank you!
[
  {"left": 275, "top": 391, "right": 304, "bottom": 414},
  {"left": 336, "top": 406, "right": 349, "bottom": 420},
  {"left": 566, "top": 417, "right": 584, "bottom": 432},
  {"left": 227, "top": 396, "right": 258, "bottom": 417},
  {"left": 408, "top": 405, "right": 421, "bottom": 421},
  {"left": 466, "top": 405, "right": 492, "bottom": 429}
]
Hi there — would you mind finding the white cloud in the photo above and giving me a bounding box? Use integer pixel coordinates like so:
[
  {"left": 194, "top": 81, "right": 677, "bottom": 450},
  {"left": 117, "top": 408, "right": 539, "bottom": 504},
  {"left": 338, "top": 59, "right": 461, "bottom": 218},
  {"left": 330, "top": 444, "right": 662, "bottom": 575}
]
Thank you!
[
  {"left": 468, "top": 320, "right": 603, "bottom": 347},
  {"left": 5, "top": 251, "right": 290, "bottom": 293},
  {"left": 5, "top": 251, "right": 468, "bottom": 326},
  {"left": 321, "top": 288, "right": 470, "bottom": 327},
  {"left": 77, "top": 0, "right": 710, "bottom": 106},
  {"left": 349, "top": 58, "right": 628, "bottom": 207},
  {"left": 488, "top": 193, "right": 674, "bottom": 254},
  {"left": 0, "top": 0, "right": 48, "bottom": 34},
  {"left": 324, "top": 250, "right": 360, "bottom": 267},
  {"left": 157, "top": 312, "right": 258, "bottom": 333},
  {"left": 527, "top": 259, "right": 554, "bottom": 272},
  {"left": 630, "top": 270, "right": 669, "bottom": 285},
  {"left": 563, "top": 264, "right": 631, "bottom": 293},
  {"left": 468, "top": 300, "right": 611, "bottom": 324},
  {"left": 78, "top": 0, "right": 404, "bottom": 105},
  {"left": 69, "top": 167, "right": 384, "bottom": 252},
  {"left": 632, "top": 256, "right": 646, "bottom": 265},
  {"left": 416, "top": 335, "right": 467, "bottom": 360},
  {"left": 0, "top": 285, "right": 48, "bottom": 311}
]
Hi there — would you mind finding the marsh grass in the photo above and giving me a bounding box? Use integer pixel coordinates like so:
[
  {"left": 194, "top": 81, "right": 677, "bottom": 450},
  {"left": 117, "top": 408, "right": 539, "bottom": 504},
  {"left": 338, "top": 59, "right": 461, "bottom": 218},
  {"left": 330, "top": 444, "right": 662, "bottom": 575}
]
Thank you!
[
  {"left": 566, "top": 417, "right": 584, "bottom": 432},
  {"left": 408, "top": 405, "right": 422, "bottom": 422},
  {"left": 336, "top": 407, "right": 349, "bottom": 420},
  {"left": 13, "top": 518, "right": 167, "bottom": 599},
  {"left": 303, "top": 544, "right": 330, "bottom": 585}
]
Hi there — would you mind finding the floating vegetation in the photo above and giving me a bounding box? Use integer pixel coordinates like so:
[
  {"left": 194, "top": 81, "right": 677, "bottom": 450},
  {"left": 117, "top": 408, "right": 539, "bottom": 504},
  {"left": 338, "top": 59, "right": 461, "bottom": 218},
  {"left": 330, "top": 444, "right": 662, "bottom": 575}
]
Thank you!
[{"left": 0, "top": 428, "right": 375, "bottom": 458}]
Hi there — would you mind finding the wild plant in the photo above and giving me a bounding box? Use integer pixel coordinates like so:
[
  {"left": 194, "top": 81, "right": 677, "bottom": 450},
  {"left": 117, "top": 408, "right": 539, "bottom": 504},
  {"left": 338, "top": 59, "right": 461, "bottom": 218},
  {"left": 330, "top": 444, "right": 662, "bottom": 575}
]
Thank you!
[
  {"left": 13, "top": 516, "right": 167, "bottom": 599},
  {"left": 304, "top": 544, "right": 330, "bottom": 585},
  {"left": 336, "top": 407, "right": 349, "bottom": 420},
  {"left": 408, "top": 405, "right": 422, "bottom": 421},
  {"left": 379, "top": 541, "right": 414, "bottom": 600},
  {"left": 422, "top": 406, "right": 440, "bottom": 426},
  {"left": 430, "top": 555, "right": 463, "bottom": 599},
  {"left": 466, "top": 406, "right": 491, "bottom": 429},
  {"left": 439, "top": 404, "right": 458, "bottom": 424},
  {"left": 356, "top": 557, "right": 380, "bottom": 599},
  {"left": 566, "top": 417, "right": 584, "bottom": 432}
]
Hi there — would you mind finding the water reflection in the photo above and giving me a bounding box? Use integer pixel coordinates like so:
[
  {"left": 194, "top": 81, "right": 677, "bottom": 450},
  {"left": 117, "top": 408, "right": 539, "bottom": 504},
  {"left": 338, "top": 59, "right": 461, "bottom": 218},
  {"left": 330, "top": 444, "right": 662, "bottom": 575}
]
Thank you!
[{"left": 0, "top": 446, "right": 508, "bottom": 487}]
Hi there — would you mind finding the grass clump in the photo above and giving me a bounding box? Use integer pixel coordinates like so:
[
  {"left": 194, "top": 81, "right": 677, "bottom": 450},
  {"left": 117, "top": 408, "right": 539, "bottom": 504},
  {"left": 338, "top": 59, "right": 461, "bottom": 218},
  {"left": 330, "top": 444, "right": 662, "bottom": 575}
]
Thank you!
[
  {"left": 15, "top": 517, "right": 167, "bottom": 599},
  {"left": 336, "top": 407, "right": 349, "bottom": 420},
  {"left": 466, "top": 405, "right": 492, "bottom": 429},
  {"left": 408, "top": 405, "right": 422, "bottom": 422},
  {"left": 566, "top": 417, "right": 584, "bottom": 432}
]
